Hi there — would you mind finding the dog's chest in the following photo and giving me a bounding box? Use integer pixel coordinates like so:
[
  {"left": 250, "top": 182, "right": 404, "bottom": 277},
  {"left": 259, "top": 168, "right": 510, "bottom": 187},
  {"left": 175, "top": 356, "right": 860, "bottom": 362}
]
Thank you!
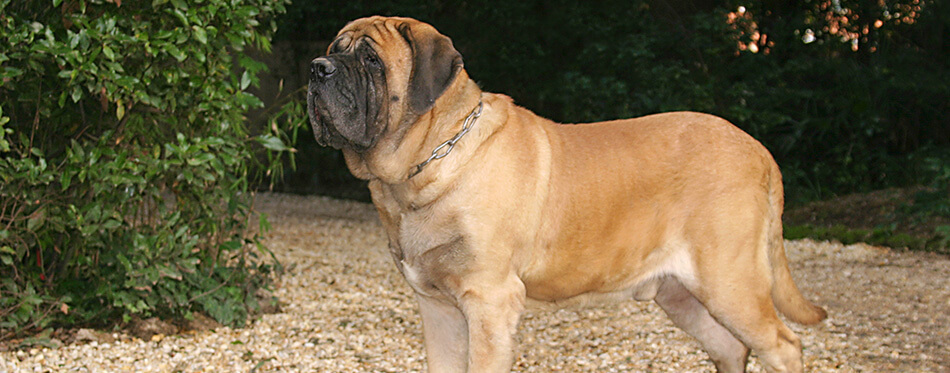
[
  {"left": 384, "top": 206, "right": 467, "bottom": 298},
  {"left": 370, "top": 181, "right": 471, "bottom": 299}
]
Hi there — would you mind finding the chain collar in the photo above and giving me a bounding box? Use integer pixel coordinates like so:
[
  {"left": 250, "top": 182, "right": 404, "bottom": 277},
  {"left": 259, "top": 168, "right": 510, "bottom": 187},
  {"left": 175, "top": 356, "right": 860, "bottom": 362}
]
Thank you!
[{"left": 407, "top": 98, "right": 483, "bottom": 179}]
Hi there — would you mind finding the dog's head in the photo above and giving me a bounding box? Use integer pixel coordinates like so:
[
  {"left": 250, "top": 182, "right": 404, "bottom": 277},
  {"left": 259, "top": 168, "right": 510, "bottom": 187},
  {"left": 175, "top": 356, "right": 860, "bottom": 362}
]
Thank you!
[{"left": 308, "top": 16, "right": 463, "bottom": 152}]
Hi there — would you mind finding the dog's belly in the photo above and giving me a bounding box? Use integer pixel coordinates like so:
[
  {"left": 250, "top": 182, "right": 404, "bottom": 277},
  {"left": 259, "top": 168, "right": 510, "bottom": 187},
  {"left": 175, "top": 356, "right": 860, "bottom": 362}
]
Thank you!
[
  {"left": 520, "top": 237, "right": 696, "bottom": 308},
  {"left": 524, "top": 280, "right": 659, "bottom": 309}
]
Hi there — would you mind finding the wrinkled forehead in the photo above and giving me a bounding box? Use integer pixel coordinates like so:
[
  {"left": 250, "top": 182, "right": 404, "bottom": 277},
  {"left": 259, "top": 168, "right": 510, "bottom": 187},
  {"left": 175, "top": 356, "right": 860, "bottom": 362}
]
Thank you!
[
  {"left": 330, "top": 16, "right": 421, "bottom": 53},
  {"left": 329, "top": 16, "right": 439, "bottom": 52}
]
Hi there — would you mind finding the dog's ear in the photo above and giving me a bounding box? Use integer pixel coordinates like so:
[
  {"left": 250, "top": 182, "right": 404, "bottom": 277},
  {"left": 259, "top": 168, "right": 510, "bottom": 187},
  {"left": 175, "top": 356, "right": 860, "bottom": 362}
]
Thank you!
[{"left": 399, "top": 23, "right": 463, "bottom": 115}]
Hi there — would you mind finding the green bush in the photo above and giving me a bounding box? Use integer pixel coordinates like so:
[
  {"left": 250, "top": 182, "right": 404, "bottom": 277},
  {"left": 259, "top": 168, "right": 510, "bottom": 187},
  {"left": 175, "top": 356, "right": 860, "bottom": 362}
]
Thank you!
[{"left": 0, "top": 0, "right": 299, "bottom": 339}]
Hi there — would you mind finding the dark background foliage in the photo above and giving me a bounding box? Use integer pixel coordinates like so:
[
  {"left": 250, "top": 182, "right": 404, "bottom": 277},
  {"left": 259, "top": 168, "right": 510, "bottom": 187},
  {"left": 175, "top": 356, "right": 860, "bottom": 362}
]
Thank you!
[{"left": 274, "top": 0, "right": 948, "bottom": 206}]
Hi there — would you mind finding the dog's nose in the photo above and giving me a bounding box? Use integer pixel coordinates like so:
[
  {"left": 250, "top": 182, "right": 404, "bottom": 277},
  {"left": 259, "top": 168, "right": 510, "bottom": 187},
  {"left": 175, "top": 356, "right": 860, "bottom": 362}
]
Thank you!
[{"left": 311, "top": 58, "right": 336, "bottom": 79}]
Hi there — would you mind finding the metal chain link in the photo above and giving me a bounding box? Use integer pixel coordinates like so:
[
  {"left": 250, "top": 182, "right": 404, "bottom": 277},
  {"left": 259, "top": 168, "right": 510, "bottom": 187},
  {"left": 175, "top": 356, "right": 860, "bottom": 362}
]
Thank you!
[{"left": 408, "top": 99, "right": 484, "bottom": 179}]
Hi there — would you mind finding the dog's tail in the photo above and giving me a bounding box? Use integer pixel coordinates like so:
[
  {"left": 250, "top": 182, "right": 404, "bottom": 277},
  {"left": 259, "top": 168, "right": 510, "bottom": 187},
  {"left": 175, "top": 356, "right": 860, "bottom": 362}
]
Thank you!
[{"left": 766, "top": 164, "right": 827, "bottom": 325}]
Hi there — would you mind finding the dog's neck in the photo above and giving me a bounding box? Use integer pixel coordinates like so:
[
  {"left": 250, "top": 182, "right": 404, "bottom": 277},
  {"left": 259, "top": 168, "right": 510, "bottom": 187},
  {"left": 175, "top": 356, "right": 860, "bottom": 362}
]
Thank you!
[
  {"left": 345, "top": 72, "right": 488, "bottom": 187},
  {"left": 407, "top": 95, "right": 482, "bottom": 179}
]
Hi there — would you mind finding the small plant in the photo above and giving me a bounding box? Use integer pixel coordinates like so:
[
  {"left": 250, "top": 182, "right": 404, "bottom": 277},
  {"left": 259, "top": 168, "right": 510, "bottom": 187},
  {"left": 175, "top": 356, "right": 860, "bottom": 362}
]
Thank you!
[
  {"left": 910, "top": 153, "right": 950, "bottom": 217},
  {"left": 784, "top": 223, "right": 947, "bottom": 254},
  {"left": 0, "top": 0, "right": 301, "bottom": 339}
]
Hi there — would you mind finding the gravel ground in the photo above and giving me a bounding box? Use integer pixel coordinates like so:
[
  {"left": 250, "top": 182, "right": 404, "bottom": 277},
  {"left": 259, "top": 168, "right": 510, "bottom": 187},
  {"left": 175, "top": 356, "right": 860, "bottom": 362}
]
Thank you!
[{"left": 2, "top": 192, "right": 948, "bottom": 372}]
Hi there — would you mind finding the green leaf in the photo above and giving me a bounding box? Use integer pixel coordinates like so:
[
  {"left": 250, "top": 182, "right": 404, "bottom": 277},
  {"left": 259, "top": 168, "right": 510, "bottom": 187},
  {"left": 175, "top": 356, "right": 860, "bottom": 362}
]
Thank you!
[
  {"left": 256, "top": 135, "right": 290, "bottom": 152},
  {"left": 117, "top": 253, "right": 132, "bottom": 271},
  {"left": 153, "top": 30, "right": 174, "bottom": 40},
  {"left": 27, "top": 207, "right": 45, "bottom": 232},
  {"left": 116, "top": 100, "right": 125, "bottom": 120},
  {"left": 71, "top": 85, "right": 82, "bottom": 102},
  {"left": 0, "top": 246, "right": 14, "bottom": 265},
  {"left": 258, "top": 214, "right": 272, "bottom": 233},
  {"left": 165, "top": 44, "right": 186, "bottom": 62},
  {"left": 171, "top": 8, "right": 189, "bottom": 27},
  {"left": 67, "top": 30, "right": 80, "bottom": 48},
  {"left": 115, "top": 76, "right": 138, "bottom": 89},
  {"left": 196, "top": 153, "right": 215, "bottom": 163},
  {"left": 102, "top": 219, "right": 122, "bottom": 230},
  {"left": 61, "top": 171, "right": 73, "bottom": 191},
  {"left": 157, "top": 265, "right": 182, "bottom": 281},
  {"left": 102, "top": 45, "right": 115, "bottom": 61},
  {"left": 240, "top": 70, "right": 251, "bottom": 90},
  {"left": 192, "top": 26, "right": 207, "bottom": 44},
  {"left": 1, "top": 67, "right": 24, "bottom": 79}
]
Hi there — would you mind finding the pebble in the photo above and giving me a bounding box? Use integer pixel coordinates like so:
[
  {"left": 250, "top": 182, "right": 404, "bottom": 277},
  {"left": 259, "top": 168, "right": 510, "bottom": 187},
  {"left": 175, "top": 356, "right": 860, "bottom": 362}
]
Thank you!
[{"left": 0, "top": 193, "right": 947, "bottom": 372}]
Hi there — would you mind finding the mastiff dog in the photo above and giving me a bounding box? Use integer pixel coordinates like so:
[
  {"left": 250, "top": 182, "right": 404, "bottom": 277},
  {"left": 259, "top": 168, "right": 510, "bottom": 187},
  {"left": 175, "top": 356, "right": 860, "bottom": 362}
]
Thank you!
[{"left": 307, "top": 16, "right": 826, "bottom": 373}]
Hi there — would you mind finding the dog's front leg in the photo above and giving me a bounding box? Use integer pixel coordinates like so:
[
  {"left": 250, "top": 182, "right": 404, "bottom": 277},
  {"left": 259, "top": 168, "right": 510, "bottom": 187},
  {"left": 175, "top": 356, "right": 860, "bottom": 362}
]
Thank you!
[
  {"left": 418, "top": 295, "right": 469, "bottom": 372},
  {"left": 458, "top": 273, "right": 526, "bottom": 372}
]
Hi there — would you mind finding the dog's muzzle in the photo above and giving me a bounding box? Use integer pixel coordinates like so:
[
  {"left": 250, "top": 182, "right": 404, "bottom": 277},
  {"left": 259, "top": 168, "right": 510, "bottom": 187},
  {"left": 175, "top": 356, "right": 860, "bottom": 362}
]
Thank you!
[
  {"left": 307, "top": 57, "right": 340, "bottom": 148},
  {"left": 306, "top": 53, "right": 383, "bottom": 151}
]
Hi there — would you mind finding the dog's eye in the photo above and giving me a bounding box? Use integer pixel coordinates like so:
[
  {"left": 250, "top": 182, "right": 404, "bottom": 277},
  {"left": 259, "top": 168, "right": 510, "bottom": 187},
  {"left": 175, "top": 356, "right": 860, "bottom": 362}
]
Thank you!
[
  {"left": 362, "top": 54, "right": 381, "bottom": 68},
  {"left": 329, "top": 42, "right": 344, "bottom": 55}
]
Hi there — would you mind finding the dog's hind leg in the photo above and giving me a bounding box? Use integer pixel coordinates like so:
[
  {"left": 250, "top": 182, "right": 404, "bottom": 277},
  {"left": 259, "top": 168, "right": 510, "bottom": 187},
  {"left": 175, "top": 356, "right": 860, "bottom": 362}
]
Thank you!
[
  {"left": 654, "top": 276, "right": 750, "bottom": 373},
  {"left": 688, "top": 252, "right": 806, "bottom": 373}
]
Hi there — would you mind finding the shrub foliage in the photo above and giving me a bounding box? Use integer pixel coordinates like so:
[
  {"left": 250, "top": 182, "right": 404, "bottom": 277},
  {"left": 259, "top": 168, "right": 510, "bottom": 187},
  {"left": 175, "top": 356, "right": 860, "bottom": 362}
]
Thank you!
[
  {"left": 279, "top": 0, "right": 949, "bottom": 206},
  {"left": 0, "top": 0, "right": 299, "bottom": 338}
]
